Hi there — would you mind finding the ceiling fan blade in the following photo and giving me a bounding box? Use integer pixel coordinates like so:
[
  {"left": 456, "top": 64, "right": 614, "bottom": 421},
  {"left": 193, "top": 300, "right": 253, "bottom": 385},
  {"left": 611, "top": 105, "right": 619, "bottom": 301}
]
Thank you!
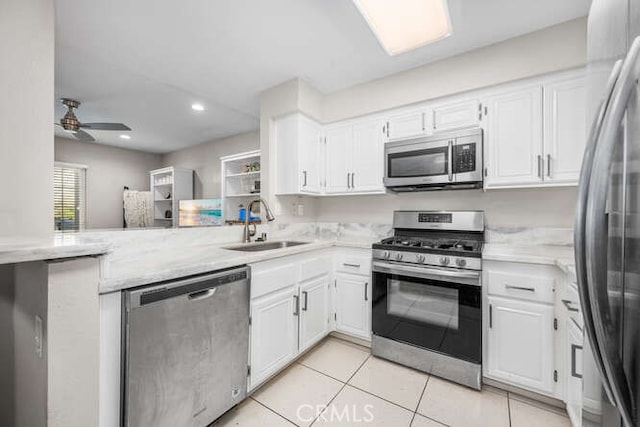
[
  {"left": 80, "top": 122, "right": 131, "bottom": 131},
  {"left": 73, "top": 129, "right": 95, "bottom": 142}
]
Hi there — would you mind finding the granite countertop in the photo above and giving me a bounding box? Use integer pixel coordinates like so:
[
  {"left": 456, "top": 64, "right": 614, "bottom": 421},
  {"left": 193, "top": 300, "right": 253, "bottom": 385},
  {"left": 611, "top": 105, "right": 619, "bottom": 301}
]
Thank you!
[
  {"left": 100, "top": 239, "right": 372, "bottom": 293},
  {"left": 0, "top": 234, "right": 111, "bottom": 265},
  {"left": 483, "top": 243, "right": 576, "bottom": 281}
]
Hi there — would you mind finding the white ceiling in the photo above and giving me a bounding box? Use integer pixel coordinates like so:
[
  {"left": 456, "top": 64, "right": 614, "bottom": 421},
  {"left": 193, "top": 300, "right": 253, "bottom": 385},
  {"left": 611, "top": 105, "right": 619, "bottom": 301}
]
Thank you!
[{"left": 54, "top": 0, "right": 590, "bottom": 153}]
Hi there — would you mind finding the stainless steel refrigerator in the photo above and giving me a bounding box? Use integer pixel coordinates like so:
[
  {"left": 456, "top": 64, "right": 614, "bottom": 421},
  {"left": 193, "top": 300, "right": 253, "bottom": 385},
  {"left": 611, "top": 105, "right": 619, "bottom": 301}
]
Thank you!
[{"left": 576, "top": 0, "right": 640, "bottom": 426}]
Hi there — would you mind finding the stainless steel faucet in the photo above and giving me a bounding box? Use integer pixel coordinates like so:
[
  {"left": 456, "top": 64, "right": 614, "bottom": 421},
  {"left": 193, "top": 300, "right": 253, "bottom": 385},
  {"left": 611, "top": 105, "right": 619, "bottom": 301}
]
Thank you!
[{"left": 243, "top": 198, "right": 276, "bottom": 243}]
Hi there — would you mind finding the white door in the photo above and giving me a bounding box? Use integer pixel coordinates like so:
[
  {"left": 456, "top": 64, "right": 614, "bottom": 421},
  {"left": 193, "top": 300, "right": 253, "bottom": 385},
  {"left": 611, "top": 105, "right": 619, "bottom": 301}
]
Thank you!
[
  {"left": 351, "top": 119, "right": 385, "bottom": 193},
  {"left": 566, "top": 318, "right": 583, "bottom": 427},
  {"left": 298, "top": 116, "right": 323, "bottom": 194},
  {"left": 386, "top": 108, "right": 428, "bottom": 141},
  {"left": 432, "top": 99, "right": 481, "bottom": 132},
  {"left": 299, "top": 276, "right": 331, "bottom": 352},
  {"left": 324, "top": 124, "right": 352, "bottom": 194},
  {"left": 249, "top": 287, "right": 298, "bottom": 389},
  {"left": 335, "top": 274, "right": 371, "bottom": 340},
  {"left": 487, "top": 296, "right": 555, "bottom": 394},
  {"left": 543, "top": 77, "right": 587, "bottom": 185},
  {"left": 484, "top": 86, "right": 543, "bottom": 188}
]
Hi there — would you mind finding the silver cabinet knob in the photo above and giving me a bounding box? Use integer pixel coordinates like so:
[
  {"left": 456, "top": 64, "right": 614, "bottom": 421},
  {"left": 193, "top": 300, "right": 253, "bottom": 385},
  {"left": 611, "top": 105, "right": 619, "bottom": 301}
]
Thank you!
[
  {"left": 395, "top": 253, "right": 403, "bottom": 261},
  {"left": 439, "top": 257, "right": 450, "bottom": 266},
  {"left": 456, "top": 259, "right": 467, "bottom": 267}
]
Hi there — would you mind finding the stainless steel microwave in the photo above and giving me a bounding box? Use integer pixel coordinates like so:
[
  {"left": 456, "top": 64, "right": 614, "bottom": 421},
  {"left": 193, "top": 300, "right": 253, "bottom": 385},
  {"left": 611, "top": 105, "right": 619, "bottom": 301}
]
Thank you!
[{"left": 383, "top": 127, "right": 483, "bottom": 192}]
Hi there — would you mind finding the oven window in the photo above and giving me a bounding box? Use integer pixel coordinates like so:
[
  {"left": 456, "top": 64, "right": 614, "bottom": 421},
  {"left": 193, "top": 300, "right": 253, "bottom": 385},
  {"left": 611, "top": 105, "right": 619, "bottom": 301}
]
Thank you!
[
  {"left": 387, "top": 279, "right": 459, "bottom": 329},
  {"left": 388, "top": 148, "right": 447, "bottom": 178}
]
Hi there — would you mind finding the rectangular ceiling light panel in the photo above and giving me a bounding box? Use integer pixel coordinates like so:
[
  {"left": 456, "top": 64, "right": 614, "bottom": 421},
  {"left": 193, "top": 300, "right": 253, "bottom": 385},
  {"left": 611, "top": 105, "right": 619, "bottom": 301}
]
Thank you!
[{"left": 353, "top": 0, "right": 452, "bottom": 55}]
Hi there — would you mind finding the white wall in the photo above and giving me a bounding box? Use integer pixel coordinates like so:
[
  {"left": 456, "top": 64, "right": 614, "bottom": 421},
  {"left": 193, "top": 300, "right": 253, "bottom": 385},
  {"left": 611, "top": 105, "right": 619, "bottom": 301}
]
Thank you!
[
  {"left": 55, "top": 137, "right": 163, "bottom": 229},
  {"left": 260, "top": 18, "right": 587, "bottom": 228},
  {"left": 162, "top": 131, "right": 259, "bottom": 199},
  {"left": 0, "top": 0, "right": 54, "bottom": 239}
]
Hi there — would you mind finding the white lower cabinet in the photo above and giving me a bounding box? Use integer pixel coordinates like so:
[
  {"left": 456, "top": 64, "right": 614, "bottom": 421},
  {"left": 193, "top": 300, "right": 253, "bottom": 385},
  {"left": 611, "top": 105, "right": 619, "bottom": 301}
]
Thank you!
[
  {"left": 566, "top": 317, "right": 583, "bottom": 427},
  {"left": 335, "top": 273, "right": 371, "bottom": 340},
  {"left": 487, "top": 296, "right": 555, "bottom": 394},
  {"left": 249, "top": 286, "right": 299, "bottom": 388},
  {"left": 299, "top": 275, "right": 331, "bottom": 352}
]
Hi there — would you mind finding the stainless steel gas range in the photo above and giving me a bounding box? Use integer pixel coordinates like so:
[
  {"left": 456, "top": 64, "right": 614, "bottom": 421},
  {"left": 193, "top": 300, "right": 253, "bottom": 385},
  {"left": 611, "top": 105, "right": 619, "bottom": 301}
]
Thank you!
[{"left": 371, "top": 210, "right": 484, "bottom": 390}]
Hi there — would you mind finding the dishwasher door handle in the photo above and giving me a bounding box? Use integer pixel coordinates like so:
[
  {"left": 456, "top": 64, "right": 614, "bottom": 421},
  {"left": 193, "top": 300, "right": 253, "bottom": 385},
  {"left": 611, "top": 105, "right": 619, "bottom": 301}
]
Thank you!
[{"left": 188, "top": 288, "right": 217, "bottom": 301}]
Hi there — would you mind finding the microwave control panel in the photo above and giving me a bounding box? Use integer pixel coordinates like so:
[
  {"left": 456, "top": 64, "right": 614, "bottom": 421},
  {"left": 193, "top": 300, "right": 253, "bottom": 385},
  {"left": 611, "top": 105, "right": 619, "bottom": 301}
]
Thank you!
[{"left": 454, "top": 143, "right": 476, "bottom": 173}]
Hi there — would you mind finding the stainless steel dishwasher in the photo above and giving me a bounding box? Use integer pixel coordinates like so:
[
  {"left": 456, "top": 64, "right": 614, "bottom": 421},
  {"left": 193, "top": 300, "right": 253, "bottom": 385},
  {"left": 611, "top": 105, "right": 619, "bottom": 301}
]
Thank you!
[{"left": 122, "top": 266, "right": 250, "bottom": 427}]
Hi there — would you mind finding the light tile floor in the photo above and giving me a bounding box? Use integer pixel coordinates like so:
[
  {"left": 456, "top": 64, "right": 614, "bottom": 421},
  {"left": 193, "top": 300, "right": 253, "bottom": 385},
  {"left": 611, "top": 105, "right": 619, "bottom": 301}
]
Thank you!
[{"left": 214, "top": 337, "right": 572, "bottom": 427}]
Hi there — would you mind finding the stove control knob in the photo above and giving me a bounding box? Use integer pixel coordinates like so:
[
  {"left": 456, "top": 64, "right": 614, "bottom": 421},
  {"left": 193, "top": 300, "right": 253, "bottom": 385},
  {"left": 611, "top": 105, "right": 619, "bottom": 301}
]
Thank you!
[
  {"left": 395, "top": 253, "right": 403, "bottom": 261},
  {"left": 439, "top": 257, "right": 450, "bottom": 266},
  {"left": 382, "top": 251, "right": 391, "bottom": 260},
  {"left": 456, "top": 258, "right": 467, "bottom": 267},
  {"left": 416, "top": 254, "right": 426, "bottom": 263}
]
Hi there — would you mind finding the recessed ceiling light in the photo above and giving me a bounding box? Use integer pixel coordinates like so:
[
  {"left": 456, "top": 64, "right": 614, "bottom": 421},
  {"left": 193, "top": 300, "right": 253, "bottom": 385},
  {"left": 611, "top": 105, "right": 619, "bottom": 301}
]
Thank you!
[
  {"left": 353, "top": 0, "right": 452, "bottom": 56},
  {"left": 191, "top": 103, "right": 205, "bottom": 111},
  {"left": 119, "top": 134, "right": 131, "bottom": 140}
]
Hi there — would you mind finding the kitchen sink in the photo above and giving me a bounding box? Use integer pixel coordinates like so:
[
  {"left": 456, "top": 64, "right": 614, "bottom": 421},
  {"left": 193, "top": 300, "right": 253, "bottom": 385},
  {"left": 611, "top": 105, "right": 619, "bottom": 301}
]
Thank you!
[{"left": 223, "top": 241, "right": 310, "bottom": 252}]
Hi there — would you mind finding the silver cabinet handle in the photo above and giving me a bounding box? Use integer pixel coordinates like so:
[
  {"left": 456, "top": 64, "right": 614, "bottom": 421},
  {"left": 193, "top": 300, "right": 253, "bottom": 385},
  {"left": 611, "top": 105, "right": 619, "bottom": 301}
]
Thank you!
[
  {"left": 447, "top": 140, "right": 453, "bottom": 182},
  {"left": 351, "top": 172, "right": 355, "bottom": 189},
  {"left": 421, "top": 112, "right": 426, "bottom": 131},
  {"left": 302, "top": 170, "right": 307, "bottom": 187},
  {"left": 561, "top": 299, "right": 579, "bottom": 313},
  {"left": 302, "top": 291, "right": 308, "bottom": 311},
  {"left": 505, "top": 285, "right": 535, "bottom": 292},
  {"left": 537, "top": 155, "right": 543, "bottom": 178},
  {"left": 346, "top": 173, "right": 351, "bottom": 189},
  {"left": 293, "top": 295, "right": 299, "bottom": 316},
  {"left": 343, "top": 263, "right": 361, "bottom": 268},
  {"left": 575, "top": 59, "right": 622, "bottom": 410},
  {"left": 382, "top": 124, "right": 386, "bottom": 135},
  {"left": 547, "top": 154, "right": 552, "bottom": 177},
  {"left": 386, "top": 121, "right": 390, "bottom": 137},
  {"left": 585, "top": 37, "right": 640, "bottom": 427},
  {"left": 364, "top": 282, "right": 368, "bottom": 301},
  {"left": 571, "top": 344, "right": 583, "bottom": 379},
  {"left": 489, "top": 304, "right": 493, "bottom": 328}
]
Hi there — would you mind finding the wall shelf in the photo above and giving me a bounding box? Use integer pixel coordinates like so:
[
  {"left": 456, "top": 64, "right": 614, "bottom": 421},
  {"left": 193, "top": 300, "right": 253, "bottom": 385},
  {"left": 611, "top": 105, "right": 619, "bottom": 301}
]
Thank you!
[
  {"left": 149, "top": 166, "right": 193, "bottom": 227},
  {"left": 220, "top": 150, "right": 261, "bottom": 223}
]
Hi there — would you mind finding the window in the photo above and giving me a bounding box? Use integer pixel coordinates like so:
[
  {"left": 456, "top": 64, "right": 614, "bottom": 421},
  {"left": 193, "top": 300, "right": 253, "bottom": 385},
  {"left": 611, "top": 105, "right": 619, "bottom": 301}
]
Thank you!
[{"left": 54, "top": 162, "right": 87, "bottom": 231}]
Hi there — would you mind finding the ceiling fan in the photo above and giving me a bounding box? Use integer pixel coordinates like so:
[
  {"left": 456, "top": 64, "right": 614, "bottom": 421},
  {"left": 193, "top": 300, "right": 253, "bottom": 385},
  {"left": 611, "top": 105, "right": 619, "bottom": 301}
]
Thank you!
[{"left": 55, "top": 98, "right": 131, "bottom": 142}]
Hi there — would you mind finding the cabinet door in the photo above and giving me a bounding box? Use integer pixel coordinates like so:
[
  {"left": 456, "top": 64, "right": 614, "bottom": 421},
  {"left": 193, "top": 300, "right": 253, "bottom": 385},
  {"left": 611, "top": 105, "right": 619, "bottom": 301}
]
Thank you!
[
  {"left": 335, "top": 274, "right": 371, "bottom": 340},
  {"left": 386, "top": 108, "right": 428, "bottom": 141},
  {"left": 299, "top": 276, "right": 331, "bottom": 352},
  {"left": 487, "top": 296, "right": 555, "bottom": 394},
  {"left": 249, "top": 287, "right": 298, "bottom": 389},
  {"left": 566, "top": 318, "right": 583, "bottom": 427},
  {"left": 432, "top": 99, "right": 481, "bottom": 132},
  {"left": 298, "top": 116, "right": 323, "bottom": 194},
  {"left": 485, "top": 86, "right": 543, "bottom": 188},
  {"left": 543, "top": 77, "right": 587, "bottom": 185},
  {"left": 351, "top": 119, "right": 385, "bottom": 193},
  {"left": 324, "top": 124, "right": 352, "bottom": 194}
]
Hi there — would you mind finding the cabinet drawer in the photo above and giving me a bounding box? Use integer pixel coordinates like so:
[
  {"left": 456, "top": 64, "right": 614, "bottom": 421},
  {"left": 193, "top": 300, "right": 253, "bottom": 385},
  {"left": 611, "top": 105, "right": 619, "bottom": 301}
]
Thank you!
[
  {"left": 486, "top": 268, "right": 555, "bottom": 304},
  {"left": 335, "top": 254, "right": 371, "bottom": 276},
  {"left": 251, "top": 262, "right": 297, "bottom": 299},
  {"left": 300, "top": 256, "right": 332, "bottom": 282}
]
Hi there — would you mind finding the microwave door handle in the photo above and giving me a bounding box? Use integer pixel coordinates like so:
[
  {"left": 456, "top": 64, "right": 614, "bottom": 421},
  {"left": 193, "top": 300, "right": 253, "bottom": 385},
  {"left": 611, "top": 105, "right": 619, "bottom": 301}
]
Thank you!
[
  {"left": 586, "top": 37, "right": 640, "bottom": 427},
  {"left": 575, "top": 59, "right": 622, "bottom": 408},
  {"left": 448, "top": 140, "right": 454, "bottom": 182}
]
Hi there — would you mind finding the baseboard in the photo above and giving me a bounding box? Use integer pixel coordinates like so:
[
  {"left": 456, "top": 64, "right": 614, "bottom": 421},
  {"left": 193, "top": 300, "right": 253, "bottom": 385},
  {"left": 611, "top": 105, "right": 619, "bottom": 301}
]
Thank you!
[
  {"left": 329, "top": 331, "right": 371, "bottom": 348},
  {"left": 482, "top": 377, "right": 565, "bottom": 410}
]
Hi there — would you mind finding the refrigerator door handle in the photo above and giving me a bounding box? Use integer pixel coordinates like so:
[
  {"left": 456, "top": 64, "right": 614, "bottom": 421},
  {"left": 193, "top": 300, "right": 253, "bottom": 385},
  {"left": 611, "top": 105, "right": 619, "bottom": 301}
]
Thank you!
[
  {"left": 586, "top": 36, "right": 640, "bottom": 427},
  {"left": 575, "top": 59, "right": 623, "bottom": 408}
]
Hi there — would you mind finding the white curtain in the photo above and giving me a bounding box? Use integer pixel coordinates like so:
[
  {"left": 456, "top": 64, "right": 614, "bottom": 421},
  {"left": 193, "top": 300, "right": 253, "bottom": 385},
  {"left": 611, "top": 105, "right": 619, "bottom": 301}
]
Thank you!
[{"left": 123, "top": 190, "right": 153, "bottom": 228}]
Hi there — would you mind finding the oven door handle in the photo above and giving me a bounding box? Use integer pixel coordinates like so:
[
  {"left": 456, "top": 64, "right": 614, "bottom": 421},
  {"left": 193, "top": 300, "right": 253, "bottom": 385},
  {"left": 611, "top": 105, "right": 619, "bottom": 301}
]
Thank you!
[{"left": 372, "top": 261, "right": 480, "bottom": 285}]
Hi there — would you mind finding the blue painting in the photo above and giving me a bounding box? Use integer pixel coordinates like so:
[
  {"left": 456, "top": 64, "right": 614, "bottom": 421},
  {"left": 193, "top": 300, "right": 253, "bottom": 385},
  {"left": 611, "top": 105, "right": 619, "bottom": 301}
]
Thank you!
[{"left": 179, "top": 199, "right": 223, "bottom": 227}]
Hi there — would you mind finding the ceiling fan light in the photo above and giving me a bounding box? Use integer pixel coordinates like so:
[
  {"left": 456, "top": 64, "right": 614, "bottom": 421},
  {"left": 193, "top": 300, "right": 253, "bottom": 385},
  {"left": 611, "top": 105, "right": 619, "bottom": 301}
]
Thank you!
[
  {"left": 353, "top": 0, "right": 452, "bottom": 55},
  {"left": 191, "top": 103, "right": 205, "bottom": 111},
  {"left": 120, "top": 134, "right": 131, "bottom": 140}
]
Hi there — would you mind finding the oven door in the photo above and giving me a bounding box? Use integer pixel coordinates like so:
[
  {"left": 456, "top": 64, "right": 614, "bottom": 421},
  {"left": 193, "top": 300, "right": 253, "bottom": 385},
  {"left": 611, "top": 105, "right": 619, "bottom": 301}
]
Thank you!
[
  {"left": 384, "top": 137, "right": 452, "bottom": 187},
  {"left": 372, "top": 261, "right": 482, "bottom": 364}
]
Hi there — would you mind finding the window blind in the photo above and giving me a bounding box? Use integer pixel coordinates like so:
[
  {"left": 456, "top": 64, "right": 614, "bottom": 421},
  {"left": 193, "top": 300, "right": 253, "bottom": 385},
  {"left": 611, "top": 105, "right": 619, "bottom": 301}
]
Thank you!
[{"left": 54, "top": 164, "right": 86, "bottom": 231}]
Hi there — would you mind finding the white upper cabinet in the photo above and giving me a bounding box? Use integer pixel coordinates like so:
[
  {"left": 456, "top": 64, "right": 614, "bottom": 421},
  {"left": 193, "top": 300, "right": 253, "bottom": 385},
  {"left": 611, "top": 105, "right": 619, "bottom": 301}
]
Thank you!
[
  {"left": 324, "top": 118, "right": 385, "bottom": 195},
  {"left": 385, "top": 107, "right": 429, "bottom": 141},
  {"left": 275, "top": 113, "right": 323, "bottom": 195},
  {"left": 484, "top": 85, "right": 544, "bottom": 188},
  {"left": 543, "top": 75, "right": 587, "bottom": 185},
  {"left": 432, "top": 98, "right": 482, "bottom": 133}
]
